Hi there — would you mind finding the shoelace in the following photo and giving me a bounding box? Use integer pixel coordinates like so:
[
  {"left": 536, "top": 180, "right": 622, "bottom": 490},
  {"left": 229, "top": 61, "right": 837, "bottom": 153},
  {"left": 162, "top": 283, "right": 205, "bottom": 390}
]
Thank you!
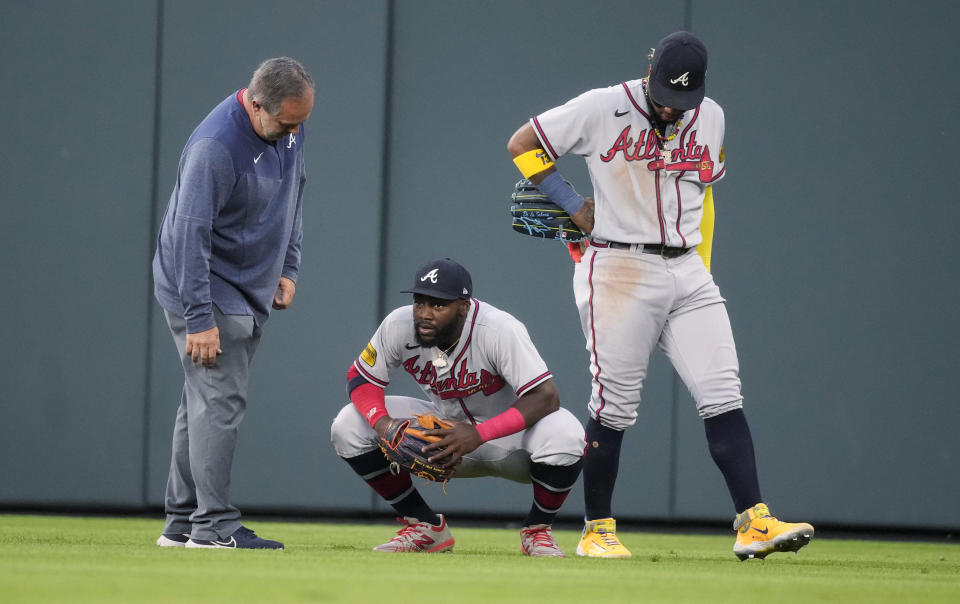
[
  {"left": 598, "top": 531, "right": 621, "bottom": 547},
  {"left": 392, "top": 522, "right": 419, "bottom": 542},
  {"left": 390, "top": 519, "right": 433, "bottom": 547},
  {"left": 525, "top": 528, "right": 556, "bottom": 549},
  {"left": 758, "top": 513, "right": 786, "bottom": 526}
]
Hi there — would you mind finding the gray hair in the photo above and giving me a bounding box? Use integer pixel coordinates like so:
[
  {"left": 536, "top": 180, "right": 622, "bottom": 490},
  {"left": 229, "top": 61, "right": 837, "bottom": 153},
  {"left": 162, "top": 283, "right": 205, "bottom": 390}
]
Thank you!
[{"left": 247, "top": 57, "right": 314, "bottom": 115}]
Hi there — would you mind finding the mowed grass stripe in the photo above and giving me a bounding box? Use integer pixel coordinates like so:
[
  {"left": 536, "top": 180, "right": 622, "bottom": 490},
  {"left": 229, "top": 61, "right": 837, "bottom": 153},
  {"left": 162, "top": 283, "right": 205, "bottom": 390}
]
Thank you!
[{"left": 0, "top": 515, "right": 957, "bottom": 603}]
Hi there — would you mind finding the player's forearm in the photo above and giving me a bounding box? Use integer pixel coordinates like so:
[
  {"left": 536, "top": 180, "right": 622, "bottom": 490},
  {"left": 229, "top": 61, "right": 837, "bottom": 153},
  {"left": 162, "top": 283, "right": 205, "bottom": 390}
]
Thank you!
[
  {"left": 514, "top": 380, "right": 560, "bottom": 426},
  {"left": 508, "top": 124, "right": 557, "bottom": 185},
  {"left": 509, "top": 122, "right": 587, "bottom": 221},
  {"left": 347, "top": 364, "right": 388, "bottom": 428},
  {"left": 473, "top": 379, "right": 559, "bottom": 443},
  {"left": 475, "top": 407, "right": 526, "bottom": 443}
]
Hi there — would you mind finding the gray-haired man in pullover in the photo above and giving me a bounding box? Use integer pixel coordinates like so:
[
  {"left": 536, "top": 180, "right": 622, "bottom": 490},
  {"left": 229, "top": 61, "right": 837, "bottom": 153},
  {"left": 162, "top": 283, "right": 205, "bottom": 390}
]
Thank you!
[{"left": 152, "top": 57, "right": 314, "bottom": 549}]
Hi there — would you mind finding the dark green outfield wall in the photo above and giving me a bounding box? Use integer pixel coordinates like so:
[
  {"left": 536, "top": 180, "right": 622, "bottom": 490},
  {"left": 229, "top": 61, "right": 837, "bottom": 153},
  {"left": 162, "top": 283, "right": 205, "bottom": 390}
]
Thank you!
[{"left": 1, "top": 0, "right": 956, "bottom": 530}]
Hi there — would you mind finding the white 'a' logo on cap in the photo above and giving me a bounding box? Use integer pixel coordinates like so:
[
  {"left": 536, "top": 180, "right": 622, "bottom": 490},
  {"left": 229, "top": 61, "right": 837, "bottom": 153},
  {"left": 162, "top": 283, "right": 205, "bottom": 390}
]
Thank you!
[
  {"left": 670, "top": 72, "right": 690, "bottom": 86},
  {"left": 420, "top": 269, "right": 439, "bottom": 283}
]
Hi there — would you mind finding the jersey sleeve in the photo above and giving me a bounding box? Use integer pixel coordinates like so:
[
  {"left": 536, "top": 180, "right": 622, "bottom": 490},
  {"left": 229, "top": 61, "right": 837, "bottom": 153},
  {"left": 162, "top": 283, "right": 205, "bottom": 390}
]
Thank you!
[
  {"left": 531, "top": 88, "right": 604, "bottom": 160},
  {"left": 352, "top": 307, "right": 408, "bottom": 388},
  {"left": 493, "top": 317, "right": 552, "bottom": 398}
]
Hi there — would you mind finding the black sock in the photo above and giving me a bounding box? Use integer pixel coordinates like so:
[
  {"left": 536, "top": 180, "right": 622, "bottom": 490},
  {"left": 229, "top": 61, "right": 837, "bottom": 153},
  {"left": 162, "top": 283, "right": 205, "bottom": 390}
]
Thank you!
[
  {"left": 582, "top": 417, "right": 625, "bottom": 520},
  {"left": 523, "top": 459, "right": 583, "bottom": 527},
  {"left": 342, "top": 450, "right": 441, "bottom": 525},
  {"left": 704, "top": 408, "right": 762, "bottom": 513}
]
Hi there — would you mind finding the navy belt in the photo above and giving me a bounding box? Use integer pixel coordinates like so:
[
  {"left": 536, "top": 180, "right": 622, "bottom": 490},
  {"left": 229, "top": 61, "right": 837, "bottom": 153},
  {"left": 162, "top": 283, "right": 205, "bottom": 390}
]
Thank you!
[{"left": 591, "top": 238, "right": 690, "bottom": 258}]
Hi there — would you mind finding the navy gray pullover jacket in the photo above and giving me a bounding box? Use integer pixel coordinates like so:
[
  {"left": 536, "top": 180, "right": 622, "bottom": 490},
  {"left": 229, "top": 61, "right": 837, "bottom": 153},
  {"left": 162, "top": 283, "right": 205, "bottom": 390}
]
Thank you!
[{"left": 153, "top": 90, "right": 306, "bottom": 332}]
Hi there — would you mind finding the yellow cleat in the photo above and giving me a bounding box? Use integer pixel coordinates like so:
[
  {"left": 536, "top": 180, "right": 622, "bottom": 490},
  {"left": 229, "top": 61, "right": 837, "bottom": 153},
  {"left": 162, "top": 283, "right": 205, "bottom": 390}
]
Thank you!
[
  {"left": 733, "top": 503, "right": 814, "bottom": 561},
  {"left": 575, "top": 518, "right": 632, "bottom": 558}
]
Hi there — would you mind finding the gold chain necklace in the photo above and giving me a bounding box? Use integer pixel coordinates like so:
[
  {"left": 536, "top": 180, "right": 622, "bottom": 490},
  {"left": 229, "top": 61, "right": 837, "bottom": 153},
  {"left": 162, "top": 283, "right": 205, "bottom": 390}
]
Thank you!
[
  {"left": 641, "top": 78, "right": 682, "bottom": 144},
  {"left": 433, "top": 338, "right": 460, "bottom": 369}
]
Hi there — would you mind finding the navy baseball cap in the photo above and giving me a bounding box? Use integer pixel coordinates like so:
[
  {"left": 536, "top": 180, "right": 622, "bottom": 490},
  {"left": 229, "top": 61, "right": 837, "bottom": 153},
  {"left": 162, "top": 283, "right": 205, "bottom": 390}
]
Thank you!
[
  {"left": 648, "top": 31, "right": 708, "bottom": 110},
  {"left": 401, "top": 258, "right": 473, "bottom": 300}
]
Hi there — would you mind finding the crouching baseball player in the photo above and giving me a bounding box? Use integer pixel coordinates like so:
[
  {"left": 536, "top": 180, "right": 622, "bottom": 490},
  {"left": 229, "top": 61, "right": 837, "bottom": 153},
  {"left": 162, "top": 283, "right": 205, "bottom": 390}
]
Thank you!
[{"left": 331, "top": 258, "right": 585, "bottom": 556}]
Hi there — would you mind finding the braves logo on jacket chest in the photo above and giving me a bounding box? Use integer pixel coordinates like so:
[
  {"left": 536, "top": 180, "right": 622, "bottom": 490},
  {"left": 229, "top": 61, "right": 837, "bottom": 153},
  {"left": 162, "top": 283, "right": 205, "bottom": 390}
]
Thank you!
[
  {"left": 402, "top": 355, "right": 505, "bottom": 399},
  {"left": 600, "top": 126, "right": 714, "bottom": 179}
]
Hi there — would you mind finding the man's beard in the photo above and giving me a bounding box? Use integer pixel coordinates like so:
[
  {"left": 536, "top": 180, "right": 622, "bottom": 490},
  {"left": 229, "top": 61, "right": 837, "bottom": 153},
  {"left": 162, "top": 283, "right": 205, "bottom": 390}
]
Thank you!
[{"left": 414, "top": 318, "right": 459, "bottom": 350}]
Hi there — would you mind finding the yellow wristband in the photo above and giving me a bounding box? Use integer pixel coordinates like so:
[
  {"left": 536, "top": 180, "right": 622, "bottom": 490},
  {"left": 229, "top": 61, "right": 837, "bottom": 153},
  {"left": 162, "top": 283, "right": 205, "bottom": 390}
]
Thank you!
[{"left": 513, "top": 148, "right": 555, "bottom": 179}]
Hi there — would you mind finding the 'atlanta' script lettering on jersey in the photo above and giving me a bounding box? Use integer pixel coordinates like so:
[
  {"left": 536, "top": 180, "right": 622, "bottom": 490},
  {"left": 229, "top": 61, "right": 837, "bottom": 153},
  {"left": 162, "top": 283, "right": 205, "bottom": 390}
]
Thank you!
[
  {"left": 402, "top": 355, "right": 506, "bottom": 400},
  {"left": 600, "top": 126, "right": 709, "bottom": 167}
]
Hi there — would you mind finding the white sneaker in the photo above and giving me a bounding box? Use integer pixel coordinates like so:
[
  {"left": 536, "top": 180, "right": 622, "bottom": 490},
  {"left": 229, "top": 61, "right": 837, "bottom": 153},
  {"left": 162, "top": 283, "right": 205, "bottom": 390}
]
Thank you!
[
  {"left": 372, "top": 515, "right": 454, "bottom": 553},
  {"left": 155, "top": 533, "right": 189, "bottom": 547},
  {"left": 520, "top": 524, "right": 564, "bottom": 557}
]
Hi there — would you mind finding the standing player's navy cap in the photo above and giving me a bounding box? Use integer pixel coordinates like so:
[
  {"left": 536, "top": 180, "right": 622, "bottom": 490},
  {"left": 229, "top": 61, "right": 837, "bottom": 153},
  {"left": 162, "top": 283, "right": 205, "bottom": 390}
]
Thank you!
[
  {"left": 648, "top": 31, "right": 708, "bottom": 111},
  {"left": 401, "top": 257, "right": 473, "bottom": 300}
]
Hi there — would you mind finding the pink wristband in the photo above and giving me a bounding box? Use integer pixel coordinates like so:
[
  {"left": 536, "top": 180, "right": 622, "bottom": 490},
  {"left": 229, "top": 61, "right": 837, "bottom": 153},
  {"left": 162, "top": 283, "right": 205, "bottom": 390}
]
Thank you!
[{"left": 476, "top": 407, "right": 526, "bottom": 442}]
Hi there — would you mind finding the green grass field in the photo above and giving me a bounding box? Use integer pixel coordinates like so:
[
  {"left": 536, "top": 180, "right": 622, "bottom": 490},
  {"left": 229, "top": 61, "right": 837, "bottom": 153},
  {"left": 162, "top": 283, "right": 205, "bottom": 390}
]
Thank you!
[{"left": 1, "top": 514, "right": 957, "bottom": 603}]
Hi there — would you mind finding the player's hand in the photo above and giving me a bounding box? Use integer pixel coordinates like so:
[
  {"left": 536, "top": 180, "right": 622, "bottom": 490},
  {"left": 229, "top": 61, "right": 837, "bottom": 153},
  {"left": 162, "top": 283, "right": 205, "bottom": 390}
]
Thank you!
[
  {"left": 185, "top": 326, "right": 222, "bottom": 367},
  {"left": 571, "top": 196, "right": 595, "bottom": 235},
  {"left": 422, "top": 421, "right": 481, "bottom": 468},
  {"left": 272, "top": 276, "right": 296, "bottom": 310},
  {"left": 373, "top": 416, "right": 393, "bottom": 439}
]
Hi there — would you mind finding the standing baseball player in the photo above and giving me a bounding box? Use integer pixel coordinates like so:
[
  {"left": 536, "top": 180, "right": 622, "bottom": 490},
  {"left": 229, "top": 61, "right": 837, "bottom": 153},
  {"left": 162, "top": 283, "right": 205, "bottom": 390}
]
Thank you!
[
  {"left": 330, "top": 258, "right": 585, "bottom": 556},
  {"left": 506, "top": 31, "right": 813, "bottom": 560},
  {"left": 152, "top": 57, "right": 313, "bottom": 549}
]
